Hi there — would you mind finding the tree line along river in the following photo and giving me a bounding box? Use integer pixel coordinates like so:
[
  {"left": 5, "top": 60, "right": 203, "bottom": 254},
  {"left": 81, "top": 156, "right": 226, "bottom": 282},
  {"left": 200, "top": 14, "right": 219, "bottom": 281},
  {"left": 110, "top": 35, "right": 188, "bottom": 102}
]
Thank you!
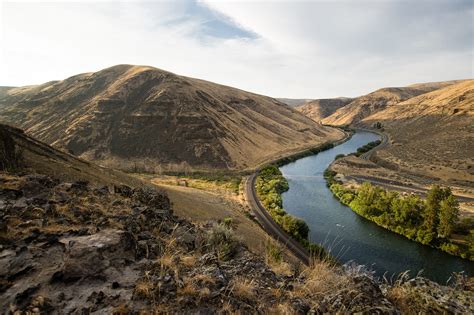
[{"left": 279, "top": 131, "right": 473, "bottom": 283}]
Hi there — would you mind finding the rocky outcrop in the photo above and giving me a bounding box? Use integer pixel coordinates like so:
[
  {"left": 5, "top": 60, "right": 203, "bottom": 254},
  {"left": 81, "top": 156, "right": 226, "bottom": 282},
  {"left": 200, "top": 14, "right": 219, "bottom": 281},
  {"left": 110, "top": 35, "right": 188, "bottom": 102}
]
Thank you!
[{"left": 1, "top": 172, "right": 472, "bottom": 313}]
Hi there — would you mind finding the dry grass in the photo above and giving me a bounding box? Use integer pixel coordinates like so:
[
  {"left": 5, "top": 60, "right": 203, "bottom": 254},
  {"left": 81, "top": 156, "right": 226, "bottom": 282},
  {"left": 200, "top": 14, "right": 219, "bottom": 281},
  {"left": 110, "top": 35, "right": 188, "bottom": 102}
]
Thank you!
[
  {"left": 112, "top": 304, "right": 129, "bottom": 315},
  {"left": 199, "top": 287, "right": 211, "bottom": 300},
  {"left": 194, "top": 273, "right": 216, "bottom": 286},
  {"left": 134, "top": 278, "right": 155, "bottom": 300},
  {"left": 264, "top": 237, "right": 293, "bottom": 276},
  {"left": 178, "top": 282, "right": 198, "bottom": 297},
  {"left": 180, "top": 254, "right": 197, "bottom": 268},
  {"left": 295, "top": 259, "right": 351, "bottom": 298},
  {"left": 221, "top": 301, "right": 233, "bottom": 313},
  {"left": 268, "top": 302, "right": 294, "bottom": 314},
  {"left": 159, "top": 252, "right": 175, "bottom": 270},
  {"left": 270, "top": 287, "right": 285, "bottom": 300},
  {"left": 229, "top": 276, "right": 256, "bottom": 301},
  {"left": 267, "top": 259, "right": 293, "bottom": 277},
  {"left": 385, "top": 285, "right": 425, "bottom": 314}
]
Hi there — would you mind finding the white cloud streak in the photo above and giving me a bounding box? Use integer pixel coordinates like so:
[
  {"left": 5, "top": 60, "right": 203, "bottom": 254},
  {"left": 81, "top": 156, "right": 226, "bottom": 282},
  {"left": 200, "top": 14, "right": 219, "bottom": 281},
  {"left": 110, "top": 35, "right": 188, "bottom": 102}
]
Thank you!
[{"left": 1, "top": 0, "right": 472, "bottom": 98}]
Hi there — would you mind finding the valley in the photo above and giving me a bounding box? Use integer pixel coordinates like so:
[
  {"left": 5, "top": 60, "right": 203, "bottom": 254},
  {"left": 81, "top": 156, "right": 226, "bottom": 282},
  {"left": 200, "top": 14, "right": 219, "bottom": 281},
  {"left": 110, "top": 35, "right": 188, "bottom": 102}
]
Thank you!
[
  {"left": 2, "top": 1, "right": 473, "bottom": 312},
  {"left": 0, "top": 66, "right": 473, "bottom": 313}
]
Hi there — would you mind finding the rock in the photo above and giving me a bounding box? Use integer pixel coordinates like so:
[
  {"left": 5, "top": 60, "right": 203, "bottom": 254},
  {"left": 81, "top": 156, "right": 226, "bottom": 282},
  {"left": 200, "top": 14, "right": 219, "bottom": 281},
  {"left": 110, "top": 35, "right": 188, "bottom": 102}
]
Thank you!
[
  {"left": 12, "top": 198, "right": 28, "bottom": 211},
  {"left": 20, "top": 207, "right": 45, "bottom": 220},
  {"left": 54, "top": 191, "right": 71, "bottom": 203},
  {"left": 316, "top": 275, "right": 397, "bottom": 313},
  {"left": 71, "top": 180, "right": 89, "bottom": 192},
  {"left": 14, "top": 284, "right": 40, "bottom": 309},
  {"left": 290, "top": 297, "right": 311, "bottom": 314},
  {"left": 114, "top": 185, "right": 133, "bottom": 198},
  {"left": 28, "top": 195, "right": 49, "bottom": 206},
  {"left": 131, "top": 187, "right": 171, "bottom": 210},
  {"left": 175, "top": 226, "right": 196, "bottom": 250},
  {"left": 0, "top": 247, "right": 35, "bottom": 280},
  {"left": 22, "top": 175, "right": 56, "bottom": 197},
  {"left": 0, "top": 188, "right": 23, "bottom": 199},
  {"left": 94, "top": 185, "right": 110, "bottom": 195},
  {"left": 59, "top": 229, "right": 136, "bottom": 281},
  {"left": 17, "top": 219, "right": 44, "bottom": 229},
  {"left": 199, "top": 253, "right": 218, "bottom": 266}
]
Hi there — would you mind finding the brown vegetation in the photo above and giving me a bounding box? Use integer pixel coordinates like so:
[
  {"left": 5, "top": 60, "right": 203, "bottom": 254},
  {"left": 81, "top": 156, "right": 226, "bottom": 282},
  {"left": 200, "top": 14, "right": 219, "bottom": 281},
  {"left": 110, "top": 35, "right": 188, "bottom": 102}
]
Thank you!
[
  {"left": 321, "top": 80, "right": 464, "bottom": 126},
  {"left": 296, "top": 97, "right": 352, "bottom": 122},
  {"left": 0, "top": 64, "right": 343, "bottom": 172},
  {"left": 1, "top": 100, "right": 472, "bottom": 314}
]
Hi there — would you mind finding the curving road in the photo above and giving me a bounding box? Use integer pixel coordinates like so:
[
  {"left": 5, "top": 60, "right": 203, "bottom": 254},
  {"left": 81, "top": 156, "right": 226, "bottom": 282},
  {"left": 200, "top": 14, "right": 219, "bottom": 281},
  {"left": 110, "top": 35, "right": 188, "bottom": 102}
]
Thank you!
[
  {"left": 354, "top": 127, "right": 389, "bottom": 160},
  {"left": 244, "top": 173, "right": 310, "bottom": 265}
]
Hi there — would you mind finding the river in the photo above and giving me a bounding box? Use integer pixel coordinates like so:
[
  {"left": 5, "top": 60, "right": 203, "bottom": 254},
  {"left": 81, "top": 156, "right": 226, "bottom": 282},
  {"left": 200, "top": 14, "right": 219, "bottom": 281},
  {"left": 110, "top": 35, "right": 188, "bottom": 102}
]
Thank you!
[{"left": 280, "top": 131, "right": 474, "bottom": 283}]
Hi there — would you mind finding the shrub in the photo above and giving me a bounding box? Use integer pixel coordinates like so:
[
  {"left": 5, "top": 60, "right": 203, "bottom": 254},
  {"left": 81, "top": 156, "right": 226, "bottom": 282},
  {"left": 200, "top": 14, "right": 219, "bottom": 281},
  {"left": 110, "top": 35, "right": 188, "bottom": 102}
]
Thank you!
[
  {"left": 223, "top": 217, "right": 233, "bottom": 228},
  {"left": 265, "top": 237, "right": 283, "bottom": 264},
  {"left": 205, "top": 223, "right": 239, "bottom": 261}
]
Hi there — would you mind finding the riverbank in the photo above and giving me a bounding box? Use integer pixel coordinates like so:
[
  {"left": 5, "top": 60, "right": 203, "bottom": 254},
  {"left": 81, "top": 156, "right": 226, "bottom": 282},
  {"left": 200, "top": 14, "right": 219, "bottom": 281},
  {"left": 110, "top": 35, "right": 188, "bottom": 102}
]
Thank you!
[
  {"left": 249, "top": 128, "right": 353, "bottom": 262},
  {"left": 279, "top": 130, "right": 473, "bottom": 283},
  {"left": 325, "top": 168, "right": 473, "bottom": 261}
]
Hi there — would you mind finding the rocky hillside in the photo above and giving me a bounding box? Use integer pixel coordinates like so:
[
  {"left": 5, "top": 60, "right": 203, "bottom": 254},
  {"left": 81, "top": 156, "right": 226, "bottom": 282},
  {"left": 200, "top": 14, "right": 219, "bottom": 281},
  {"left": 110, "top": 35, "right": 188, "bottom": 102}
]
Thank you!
[
  {"left": 0, "top": 65, "right": 343, "bottom": 172},
  {"left": 321, "top": 80, "right": 463, "bottom": 126},
  {"left": 361, "top": 80, "right": 474, "bottom": 187},
  {"left": 0, "top": 124, "right": 141, "bottom": 187},
  {"left": 277, "top": 98, "right": 313, "bottom": 107},
  {"left": 1, "top": 125, "right": 473, "bottom": 313},
  {"left": 296, "top": 98, "right": 353, "bottom": 123}
]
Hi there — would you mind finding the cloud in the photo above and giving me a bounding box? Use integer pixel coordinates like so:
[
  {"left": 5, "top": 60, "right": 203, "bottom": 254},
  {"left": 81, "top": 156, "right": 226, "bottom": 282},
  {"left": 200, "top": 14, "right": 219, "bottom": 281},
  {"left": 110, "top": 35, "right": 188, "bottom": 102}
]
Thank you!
[{"left": 1, "top": 0, "right": 472, "bottom": 98}]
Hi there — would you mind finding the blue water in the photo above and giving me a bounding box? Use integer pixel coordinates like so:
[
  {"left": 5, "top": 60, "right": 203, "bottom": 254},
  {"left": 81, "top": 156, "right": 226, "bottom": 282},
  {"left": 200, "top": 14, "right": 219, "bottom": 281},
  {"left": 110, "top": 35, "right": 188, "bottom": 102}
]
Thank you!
[{"left": 280, "top": 131, "right": 474, "bottom": 283}]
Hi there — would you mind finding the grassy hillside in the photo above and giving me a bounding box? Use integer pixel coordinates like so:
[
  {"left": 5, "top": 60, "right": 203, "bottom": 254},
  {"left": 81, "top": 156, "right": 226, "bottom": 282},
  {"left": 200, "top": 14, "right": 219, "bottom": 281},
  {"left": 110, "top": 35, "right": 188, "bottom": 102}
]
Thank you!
[
  {"left": 321, "top": 81, "right": 464, "bottom": 126},
  {"left": 0, "top": 65, "right": 343, "bottom": 172},
  {"left": 296, "top": 98, "right": 353, "bottom": 123},
  {"left": 361, "top": 80, "right": 474, "bottom": 188},
  {"left": 277, "top": 98, "right": 313, "bottom": 107},
  {"left": 0, "top": 124, "right": 142, "bottom": 186}
]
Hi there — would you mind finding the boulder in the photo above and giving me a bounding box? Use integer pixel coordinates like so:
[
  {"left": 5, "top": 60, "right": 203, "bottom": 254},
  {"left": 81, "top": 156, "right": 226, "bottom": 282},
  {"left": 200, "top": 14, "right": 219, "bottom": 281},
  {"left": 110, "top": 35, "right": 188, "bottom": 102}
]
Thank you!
[{"left": 58, "top": 229, "right": 136, "bottom": 281}]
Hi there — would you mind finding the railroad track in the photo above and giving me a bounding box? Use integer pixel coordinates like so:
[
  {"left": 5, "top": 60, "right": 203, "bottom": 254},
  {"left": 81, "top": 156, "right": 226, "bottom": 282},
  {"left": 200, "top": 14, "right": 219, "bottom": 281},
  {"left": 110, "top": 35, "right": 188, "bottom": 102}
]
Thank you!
[{"left": 244, "top": 173, "right": 310, "bottom": 265}]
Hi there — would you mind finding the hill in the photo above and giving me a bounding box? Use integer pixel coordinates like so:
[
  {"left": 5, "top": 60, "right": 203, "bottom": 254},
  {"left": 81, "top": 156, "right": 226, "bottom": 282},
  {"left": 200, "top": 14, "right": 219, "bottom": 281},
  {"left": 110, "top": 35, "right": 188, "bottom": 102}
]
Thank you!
[
  {"left": 0, "top": 65, "right": 343, "bottom": 172},
  {"left": 277, "top": 98, "right": 313, "bottom": 107},
  {"left": 1, "top": 126, "right": 471, "bottom": 313},
  {"left": 0, "top": 124, "right": 142, "bottom": 186},
  {"left": 295, "top": 98, "right": 353, "bottom": 123},
  {"left": 360, "top": 80, "right": 474, "bottom": 188},
  {"left": 321, "top": 81, "right": 464, "bottom": 126}
]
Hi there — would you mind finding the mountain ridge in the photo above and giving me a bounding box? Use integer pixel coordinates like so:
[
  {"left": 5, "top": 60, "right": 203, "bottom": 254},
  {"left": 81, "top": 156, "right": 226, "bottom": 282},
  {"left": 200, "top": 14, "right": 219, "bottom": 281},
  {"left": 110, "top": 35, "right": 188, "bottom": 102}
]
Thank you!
[
  {"left": 0, "top": 64, "right": 343, "bottom": 172},
  {"left": 321, "top": 80, "right": 467, "bottom": 126}
]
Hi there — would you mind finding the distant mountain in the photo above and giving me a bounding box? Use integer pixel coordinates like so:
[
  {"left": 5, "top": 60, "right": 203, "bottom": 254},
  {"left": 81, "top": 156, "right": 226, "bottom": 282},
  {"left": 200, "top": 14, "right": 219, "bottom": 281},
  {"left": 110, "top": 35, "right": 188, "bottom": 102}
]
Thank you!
[
  {"left": 362, "top": 80, "right": 474, "bottom": 186},
  {"left": 277, "top": 98, "right": 313, "bottom": 107},
  {"left": 295, "top": 98, "right": 353, "bottom": 123},
  {"left": 321, "top": 81, "right": 465, "bottom": 126},
  {"left": 0, "top": 65, "right": 343, "bottom": 171}
]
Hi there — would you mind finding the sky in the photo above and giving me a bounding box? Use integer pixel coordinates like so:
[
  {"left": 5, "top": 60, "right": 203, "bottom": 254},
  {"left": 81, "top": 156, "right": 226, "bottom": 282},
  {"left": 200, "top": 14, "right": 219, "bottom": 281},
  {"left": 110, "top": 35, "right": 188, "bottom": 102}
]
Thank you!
[{"left": 0, "top": 0, "right": 473, "bottom": 98}]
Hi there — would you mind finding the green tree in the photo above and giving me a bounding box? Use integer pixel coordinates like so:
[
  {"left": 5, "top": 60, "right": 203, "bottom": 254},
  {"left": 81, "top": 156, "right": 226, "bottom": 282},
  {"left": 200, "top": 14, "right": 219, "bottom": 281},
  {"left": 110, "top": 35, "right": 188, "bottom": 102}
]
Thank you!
[
  {"left": 281, "top": 215, "right": 309, "bottom": 240},
  {"left": 423, "top": 185, "right": 450, "bottom": 234},
  {"left": 437, "top": 195, "right": 459, "bottom": 238},
  {"left": 391, "top": 195, "right": 422, "bottom": 226}
]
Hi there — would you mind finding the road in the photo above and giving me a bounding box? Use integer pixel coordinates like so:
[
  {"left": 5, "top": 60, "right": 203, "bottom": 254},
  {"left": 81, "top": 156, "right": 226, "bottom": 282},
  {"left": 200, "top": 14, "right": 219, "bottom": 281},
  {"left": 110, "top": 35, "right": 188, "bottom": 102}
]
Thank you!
[
  {"left": 348, "top": 128, "right": 474, "bottom": 203},
  {"left": 244, "top": 173, "right": 311, "bottom": 265},
  {"left": 354, "top": 127, "right": 389, "bottom": 160}
]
